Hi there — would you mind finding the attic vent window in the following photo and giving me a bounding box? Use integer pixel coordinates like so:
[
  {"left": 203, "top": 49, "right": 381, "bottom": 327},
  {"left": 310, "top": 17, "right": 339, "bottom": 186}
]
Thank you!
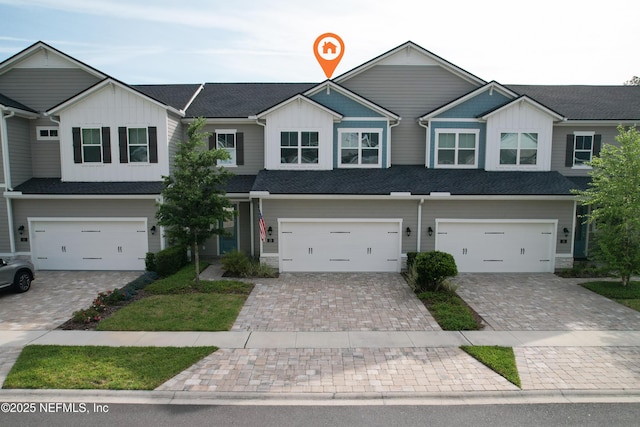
[{"left": 36, "top": 126, "right": 59, "bottom": 141}]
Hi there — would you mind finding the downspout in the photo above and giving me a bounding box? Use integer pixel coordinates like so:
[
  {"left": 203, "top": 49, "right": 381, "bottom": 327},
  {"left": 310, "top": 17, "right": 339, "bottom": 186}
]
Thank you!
[
  {"left": 418, "top": 119, "right": 430, "bottom": 168},
  {"left": 388, "top": 119, "right": 401, "bottom": 167},
  {"left": 1, "top": 107, "right": 16, "bottom": 254},
  {"left": 417, "top": 198, "right": 425, "bottom": 252},
  {"left": 253, "top": 117, "right": 266, "bottom": 257}
]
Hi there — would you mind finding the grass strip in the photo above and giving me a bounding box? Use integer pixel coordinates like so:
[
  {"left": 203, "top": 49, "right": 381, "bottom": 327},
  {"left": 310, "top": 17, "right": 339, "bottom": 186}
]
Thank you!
[
  {"left": 461, "top": 346, "right": 521, "bottom": 388},
  {"left": 417, "top": 290, "right": 481, "bottom": 330},
  {"left": 580, "top": 281, "right": 640, "bottom": 312},
  {"left": 3, "top": 345, "right": 216, "bottom": 390}
]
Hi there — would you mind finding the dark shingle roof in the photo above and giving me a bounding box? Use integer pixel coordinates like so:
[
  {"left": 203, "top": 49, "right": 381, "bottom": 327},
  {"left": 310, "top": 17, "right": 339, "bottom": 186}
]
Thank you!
[
  {"left": 14, "top": 178, "right": 163, "bottom": 195},
  {"left": 132, "top": 84, "right": 202, "bottom": 111},
  {"left": 0, "top": 92, "right": 37, "bottom": 113},
  {"left": 253, "top": 166, "right": 576, "bottom": 196},
  {"left": 567, "top": 176, "right": 592, "bottom": 192},
  {"left": 225, "top": 175, "right": 256, "bottom": 193},
  {"left": 185, "top": 83, "right": 316, "bottom": 118},
  {"left": 508, "top": 85, "right": 640, "bottom": 120}
]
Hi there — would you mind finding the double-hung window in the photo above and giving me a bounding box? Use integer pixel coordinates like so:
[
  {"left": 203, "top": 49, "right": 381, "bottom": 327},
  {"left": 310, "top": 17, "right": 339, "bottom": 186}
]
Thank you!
[
  {"left": 82, "top": 128, "right": 102, "bottom": 163},
  {"left": 499, "top": 132, "right": 538, "bottom": 166},
  {"left": 339, "top": 129, "right": 382, "bottom": 167},
  {"left": 128, "top": 128, "right": 148, "bottom": 162},
  {"left": 435, "top": 129, "right": 478, "bottom": 168},
  {"left": 572, "top": 132, "right": 594, "bottom": 167},
  {"left": 216, "top": 130, "right": 236, "bottom": 166},
  {"left": 280, "top": 131, "right": 319, "bottom": 164}
]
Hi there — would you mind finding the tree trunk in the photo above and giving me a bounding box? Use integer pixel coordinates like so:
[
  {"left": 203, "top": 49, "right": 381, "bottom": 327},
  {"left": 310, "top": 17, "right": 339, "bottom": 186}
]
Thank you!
[
  {"left": 193, "top": 237, "right": 200, "bottom": 288},
  {"left": 622, "top": 273, "right": 630, "bottom": 287}
]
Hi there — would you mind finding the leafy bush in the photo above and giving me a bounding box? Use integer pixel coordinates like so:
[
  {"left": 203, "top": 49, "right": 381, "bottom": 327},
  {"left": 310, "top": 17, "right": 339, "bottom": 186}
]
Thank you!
[
  {"left": 246, "top": 260, "right": 277, "bottom": 278},
  {"left": 556, "top": 261, "right": 612, "bottom": 278},
  {"left": 414, "top": 250, "right": 458, "bottom": 291},
  {"left": 221, "top": 250, "right": 250, "bottom": 276},
  {"left": 145, "top": 252, "right": 157, "bottom": 272},
  {"left": 155, "top": 245, "right": 188, "bottom": 277},
  {"left": 406, "top": 252, "right": 418, "bottom": 270}
]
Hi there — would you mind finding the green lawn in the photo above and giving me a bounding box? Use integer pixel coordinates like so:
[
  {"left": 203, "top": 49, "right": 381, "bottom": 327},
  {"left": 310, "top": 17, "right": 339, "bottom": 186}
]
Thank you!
[
  {"left": 580, "top": 280, "right": 640, "bottom": 312},
  {"left": 417, "top": 290, "right": 482, "bottom": 330},
  {"left": 461, "top": 346, "right": 521, "bottom": 388},
  {"left": 3, "top": 345, "right": 216, "bottom": 390}
]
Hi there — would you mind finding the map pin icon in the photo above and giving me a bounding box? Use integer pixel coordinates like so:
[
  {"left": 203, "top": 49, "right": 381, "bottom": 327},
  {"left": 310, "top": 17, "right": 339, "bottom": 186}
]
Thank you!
[{"left": 313, "top": 33, "right": 345, "bottom": 79}]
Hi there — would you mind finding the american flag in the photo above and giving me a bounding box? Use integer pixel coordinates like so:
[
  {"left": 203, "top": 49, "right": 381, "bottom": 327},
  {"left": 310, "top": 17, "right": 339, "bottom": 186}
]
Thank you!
[{"left": 258, "top": 208, "right": 266, "bottom": 242}]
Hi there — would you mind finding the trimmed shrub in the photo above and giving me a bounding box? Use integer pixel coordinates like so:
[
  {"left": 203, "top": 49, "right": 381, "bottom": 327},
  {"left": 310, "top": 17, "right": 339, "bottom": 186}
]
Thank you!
[
  {"left": 145, "top": 252, "right": 157, "bottom": 272},
  {"left": 414, "top": 250, "right": 458, "bottom": 291},
  {"left": 221, "top": 250, "right": 250, "bottom": 277},
  {"left": 406, "top": 252, "right": 418, "bottom": 270},
  {"left": 155, "top": 245, "right": 188, "bottom": 277}
]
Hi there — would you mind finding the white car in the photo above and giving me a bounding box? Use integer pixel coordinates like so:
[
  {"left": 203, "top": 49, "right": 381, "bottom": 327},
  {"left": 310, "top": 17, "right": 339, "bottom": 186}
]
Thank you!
[{"left": 0, "top": 258, "right": 35, "bottom": 293}]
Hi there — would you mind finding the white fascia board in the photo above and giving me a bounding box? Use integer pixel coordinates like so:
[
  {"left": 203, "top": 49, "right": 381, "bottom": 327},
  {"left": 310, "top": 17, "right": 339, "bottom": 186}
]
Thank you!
[
  {"left": 304, "top": 81, "right": 400, "bottom": 120},
  {"left": 46, "top": 79, "right": 183, "bottom": 117},
  {"left": 255, "top": 94, "right": 343, "bottom": 119},
  {"left": 555, "top": 120, "right": 640, "bottom": 126},
  {"left": 182, "top": 83, "right": 205, "bottom": 112},
  {"left": 0, "top": 105, "right": 39, "bottom": 119},
  {"left": 419, "top": 82, "right": 517, "bottom": 121},
  {"left": 481, "top": 96, "right": 564, "bottom": 121},
  {"left": 182, "top": 117, "right": 256, "bottom": 124},
  {"left": 252, "top": 193, "right": 576, "bottom": 201},
  {"left": 4, "top": 192, "right": 160, "bottom": 200},
  {"left": 249, "top": 191, "right": 270, "bottom": 198}
]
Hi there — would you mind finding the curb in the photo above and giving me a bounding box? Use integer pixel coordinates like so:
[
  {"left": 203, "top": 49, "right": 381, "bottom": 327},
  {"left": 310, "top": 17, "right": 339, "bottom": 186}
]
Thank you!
[{"left": 2, "top": 389, "right": 640, "bottom": 406}]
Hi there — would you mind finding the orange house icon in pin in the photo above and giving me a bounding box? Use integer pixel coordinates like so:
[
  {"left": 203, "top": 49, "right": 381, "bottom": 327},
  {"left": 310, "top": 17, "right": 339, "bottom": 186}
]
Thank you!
[{"left": 322, "top": 41, "right": 337, "bottom": 55}]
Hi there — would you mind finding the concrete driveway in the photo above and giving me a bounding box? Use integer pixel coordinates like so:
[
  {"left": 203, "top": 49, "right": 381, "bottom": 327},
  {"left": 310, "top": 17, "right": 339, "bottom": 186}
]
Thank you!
[
  {"left": 0, "top": 270, "right": 141, "bottom": 331},
  {"left": 453, "top": 273, "right": 640, "bottom": 330}
]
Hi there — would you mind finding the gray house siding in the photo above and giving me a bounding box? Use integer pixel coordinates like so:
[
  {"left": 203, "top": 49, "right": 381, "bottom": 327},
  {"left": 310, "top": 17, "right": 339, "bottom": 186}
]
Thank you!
[
  {"left": 340, "top": 65, "right": 478, "bottom": 165},
  {"left": 7, "top": 117, "right": 32, "bottom": 187},
  {"left": 260, "top": 199, "right": 418, "bottom": 254},
  {"left": 420, "top": 199, "right": 574, "bottom": 254},
  {"left": 551, "top": 125, "right": 620, "bottom": 176},
  {"left": 167, "top": 114, "right": 182, "bottom": 175},
  {"left": 30, "top": 117, "right": 61, "bottom": 178},
  {"left": 204, "top": 123, "right": 264, "bottom": 175},
  {"left": 0, "top": 68, "right": 101, "bottom": 112},
  {"left": 12, "top": 199, "right": 160, "bottom": 253},
  {"left": 0, "top": 201, "right": 10, "bottom": 253}
]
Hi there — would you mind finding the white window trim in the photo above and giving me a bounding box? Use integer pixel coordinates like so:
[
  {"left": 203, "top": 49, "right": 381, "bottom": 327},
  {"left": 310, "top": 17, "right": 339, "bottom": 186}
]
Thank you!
[
  {"left": 497, "top": 130, "right": 540, "bottom": 169},
  {"left": 36, "top": 126, "right": 59, "bottom": 141},
  {"left": 279, "top": 130, "right": 320, "bottom": 166},
  {"left": 338, "top": 128, "right": 383, "bottom": 168},
  {"left": 215, "top": 129, "right": 237, "bottom": 167},
  {"left": 572, "top": 131, "right": 595, "bottom": 169},
  {"left": 127, "top": 126, "right": 150, "bottom": 164},
  {"left": 434, "top": 128, "right": 479, "bottom": 169},
  {"left": 81, "top": 127, "right": 102, "bottom": 163}
]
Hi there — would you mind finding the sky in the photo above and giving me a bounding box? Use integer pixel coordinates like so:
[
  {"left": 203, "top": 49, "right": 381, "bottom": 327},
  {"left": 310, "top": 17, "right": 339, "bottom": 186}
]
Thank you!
[{"left": 0, "top": 0, "right": 639, "bottom": 85}]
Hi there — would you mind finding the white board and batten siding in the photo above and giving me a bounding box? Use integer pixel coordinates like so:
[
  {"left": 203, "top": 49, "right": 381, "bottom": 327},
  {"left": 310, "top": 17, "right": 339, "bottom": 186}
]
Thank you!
[
  {"left": 484, "top": 101, "right": 555, "bottom": 171},
  {"left": 263, "top": 99, "right": 335, "bottom": 170},
  {"left": 435, "top": 219, "right": 557, "bottom": 273},
  {"left": 29, "top": 218, "right": 148, "bottom": 271},
  {"left": 278, "top": 219, "right": 402, "bottom": 272},
  {"left": 59, "top": 84, "right": 169, "bottom": 181}
]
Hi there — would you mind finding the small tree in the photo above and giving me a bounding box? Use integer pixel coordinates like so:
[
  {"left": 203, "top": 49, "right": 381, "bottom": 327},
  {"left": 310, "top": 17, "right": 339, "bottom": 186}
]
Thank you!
[
  {"left": 574, "top": 126, "right": 640, "bottom": 286},
  {"left": 156, "top": 117, "right": 234, "bottom": 286},
  {"left": 624, "top": 76, "right": 640, "bottom": 86}
]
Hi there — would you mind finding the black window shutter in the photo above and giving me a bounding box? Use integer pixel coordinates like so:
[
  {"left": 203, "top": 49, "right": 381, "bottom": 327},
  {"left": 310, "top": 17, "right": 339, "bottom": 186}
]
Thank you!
[
  {"left": 236, "top": 132, "right": 244, "bottom": 165},
  {"left": 565, "top": 134, "right": 574, "bottom": 167},
  {"left": 118, "top": 127, "right": 128, "bottom": 163},
  {"left": 101, "top": 127, "right": 111, "bottom": 163},
  {"left": 593, "top": 134, "right": 602, "bottom": 157},
  {"left": 72, "top": 127, "right": 82, "bottom": 163},
  {"left": 209, "top": 133, "right": 216, "bottom": 150},
  {"left": 148, "top": 126, "right": 158, "bottom": 163}
]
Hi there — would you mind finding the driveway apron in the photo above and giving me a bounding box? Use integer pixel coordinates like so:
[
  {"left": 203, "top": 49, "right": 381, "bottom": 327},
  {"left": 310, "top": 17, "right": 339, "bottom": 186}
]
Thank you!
[
  {"left": 453, "top": 273, "right": 640, "bottom": 331},
  {"left": 0, "top": 271, "right": 141, "bottom": 331}
]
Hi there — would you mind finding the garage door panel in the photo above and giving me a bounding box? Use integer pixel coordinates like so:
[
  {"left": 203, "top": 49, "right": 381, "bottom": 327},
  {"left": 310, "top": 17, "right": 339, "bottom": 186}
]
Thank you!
[
  {"left": 436, "top": 221, "right": 555, "bottom": 273},
  {"left": 279, "top": 221, "right": 400, "bottom": 272},
  {"left": 31, "top": 220, "right": 147, "bottom": 271}
]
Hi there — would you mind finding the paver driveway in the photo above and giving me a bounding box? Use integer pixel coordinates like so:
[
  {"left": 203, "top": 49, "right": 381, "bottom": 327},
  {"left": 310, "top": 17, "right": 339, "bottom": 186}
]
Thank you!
[
  {"left": 0, "top": 270, "right": 141, "bottom": 330},
  {"left": 231, "top": 273, "right": 440, "bottom": 332},
  {"left": 453, "top": 273, "right": 640, "bottom": 331}
]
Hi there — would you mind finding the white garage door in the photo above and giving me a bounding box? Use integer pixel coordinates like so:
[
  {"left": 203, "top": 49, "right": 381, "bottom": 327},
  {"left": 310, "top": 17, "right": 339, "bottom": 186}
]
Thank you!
[
  {"left": 30, "top": 219, "right": 148, "bottom": 270},
  {"left": 436, "top": 220, "right": 556, "bottom": 273},
  {"left": 279, "top": 220, "right": 402, "bottom": 272}
]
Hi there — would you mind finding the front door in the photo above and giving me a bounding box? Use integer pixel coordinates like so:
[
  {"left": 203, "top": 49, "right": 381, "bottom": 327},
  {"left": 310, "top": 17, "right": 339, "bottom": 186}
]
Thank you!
[
  {"left": 574, "top": 205, "right": 589, "bottom": 259},
  {"left": 219, "top": 207, "right": 238, "bottom": 254}
]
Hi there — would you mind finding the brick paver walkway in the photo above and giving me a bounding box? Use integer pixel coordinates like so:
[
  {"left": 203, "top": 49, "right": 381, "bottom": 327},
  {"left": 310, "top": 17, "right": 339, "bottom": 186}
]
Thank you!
[
  {"left": 454, "top": 273, "right": 640, "bottom": 331},
  {"left": 231, "top": 273, "right": 440, "bottom": 332}
]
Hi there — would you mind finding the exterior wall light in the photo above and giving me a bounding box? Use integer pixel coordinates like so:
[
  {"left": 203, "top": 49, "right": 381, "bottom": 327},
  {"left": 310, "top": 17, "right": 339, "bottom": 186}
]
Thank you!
[
  {"left": 563, "top": 227, "right": 570, "bottom": 237},
  {"left": 427, "top": 226, "right": 433, "bottom": 237},
  {"left": 150, "top": 225, "right": 157, "bottom": 235},
  {"left": 406, "top": 227, "right": 411, "bottom": 237},
  {"left": 18, "top": 225, "right": 25, "bottom": 235},
  {"left": 267, "top": 226, "right": 273, "bottom": 236}
]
